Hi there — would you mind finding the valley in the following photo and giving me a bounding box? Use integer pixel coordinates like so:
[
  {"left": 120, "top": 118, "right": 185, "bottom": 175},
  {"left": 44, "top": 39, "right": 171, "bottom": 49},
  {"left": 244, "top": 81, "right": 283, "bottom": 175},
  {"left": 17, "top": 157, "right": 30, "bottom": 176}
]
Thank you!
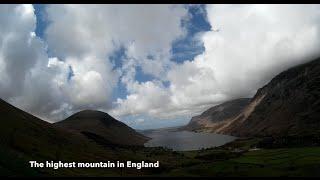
[{"left": 1, "top": 56, "right": 320, "bottom": 177}]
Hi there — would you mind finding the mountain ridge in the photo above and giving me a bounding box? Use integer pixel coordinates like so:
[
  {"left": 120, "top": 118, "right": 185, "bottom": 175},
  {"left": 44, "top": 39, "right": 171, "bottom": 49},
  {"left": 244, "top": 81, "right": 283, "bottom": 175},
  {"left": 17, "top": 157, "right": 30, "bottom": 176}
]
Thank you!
[
  {"left": 219, "top": 57, "right": 320, "bottom": 137},
  {"left": 182, "top": 98, "right": 251, "bottom": 132},
  {"left": 185, "top": 57, "right": 320, "bottom": 138}
]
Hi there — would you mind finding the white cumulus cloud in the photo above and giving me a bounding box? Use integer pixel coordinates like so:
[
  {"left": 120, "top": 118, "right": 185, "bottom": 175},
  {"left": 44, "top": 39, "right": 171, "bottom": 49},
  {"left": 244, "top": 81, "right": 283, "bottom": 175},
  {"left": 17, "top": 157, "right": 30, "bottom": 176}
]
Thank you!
[
  {"left": 111, "top": 4, "right": 320, "bottom": 121},
  {"left": 1, "top": 4, "right": 320, "bottom": 127}
]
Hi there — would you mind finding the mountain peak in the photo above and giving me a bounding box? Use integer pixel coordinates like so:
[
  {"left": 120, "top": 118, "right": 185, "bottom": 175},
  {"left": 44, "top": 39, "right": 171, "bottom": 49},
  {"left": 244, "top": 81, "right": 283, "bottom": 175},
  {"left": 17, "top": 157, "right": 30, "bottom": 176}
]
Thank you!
[
  {"left": 55, "top": 109, "right": 149, "bottom": 146},
  {"left": 67, "top": 110, "right": 114, "bottom": 121}
]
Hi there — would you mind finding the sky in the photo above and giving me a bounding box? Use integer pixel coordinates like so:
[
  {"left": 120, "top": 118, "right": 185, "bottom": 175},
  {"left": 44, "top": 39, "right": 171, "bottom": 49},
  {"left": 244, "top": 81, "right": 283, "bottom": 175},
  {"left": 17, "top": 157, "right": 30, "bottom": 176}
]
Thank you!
[{"left": 1, "top": 4, "right": 320, "bottom": 129}]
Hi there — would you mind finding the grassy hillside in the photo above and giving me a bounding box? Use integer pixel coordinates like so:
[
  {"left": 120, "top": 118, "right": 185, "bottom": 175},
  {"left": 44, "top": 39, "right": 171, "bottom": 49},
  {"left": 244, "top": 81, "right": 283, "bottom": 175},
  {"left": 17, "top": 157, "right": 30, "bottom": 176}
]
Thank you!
[{"left": 167, "top": 140, "right": 320, "bottom": 177}]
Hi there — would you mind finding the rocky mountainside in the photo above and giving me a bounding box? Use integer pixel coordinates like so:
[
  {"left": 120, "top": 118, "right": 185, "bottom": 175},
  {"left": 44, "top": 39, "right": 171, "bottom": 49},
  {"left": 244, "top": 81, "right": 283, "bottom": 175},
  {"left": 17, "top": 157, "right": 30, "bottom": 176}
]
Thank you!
[
  {"left": 217, "top": 57, "right": 320, "bottom": 137},
  {"left": 54, "top": 110, "right": 149, "bottom": 146},
  {"left": 183, "top": 98, "right": 250, "bottom": 132}
]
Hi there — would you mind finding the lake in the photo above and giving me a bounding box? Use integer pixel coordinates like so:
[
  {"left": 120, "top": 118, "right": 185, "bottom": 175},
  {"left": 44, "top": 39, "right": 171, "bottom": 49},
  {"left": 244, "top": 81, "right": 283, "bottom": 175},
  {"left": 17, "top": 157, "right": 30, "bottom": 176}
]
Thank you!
[{"left": 141, "top": 128, "right": 237, "bottom": 151}]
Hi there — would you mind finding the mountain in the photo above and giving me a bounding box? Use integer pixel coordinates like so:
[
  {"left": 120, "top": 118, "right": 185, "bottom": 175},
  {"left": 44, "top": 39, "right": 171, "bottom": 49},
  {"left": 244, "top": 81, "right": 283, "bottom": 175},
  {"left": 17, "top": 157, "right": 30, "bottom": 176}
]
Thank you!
[
  {"left": 0, "top": 98, "right": 193, "bottom": 177},
  {"left": 183, "top": 98, "right": 250, "bottom": 132},
  {"left": 0, "top": 98, "right": 122, "bottom": 176},
  {"left": 184, "top": 57, "right": 320, "bottom": 138},
  {"left": 54, "top": 110, "right": 149, "bottom": 146},
  {"left": 215, "top": 57, "right": 320, "bottom": 137}
]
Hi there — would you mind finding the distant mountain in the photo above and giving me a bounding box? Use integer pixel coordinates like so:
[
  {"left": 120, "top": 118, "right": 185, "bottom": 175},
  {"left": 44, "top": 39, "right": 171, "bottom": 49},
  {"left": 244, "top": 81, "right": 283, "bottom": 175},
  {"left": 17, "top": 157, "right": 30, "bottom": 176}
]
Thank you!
[
  {"left": 54, "top": 110, "right": 149, "bottom": 146},
  {"left": 217, "top": 57, "right": 320, "bottom": 137},
  {"left": 183, "top": 98, "right": 250, "bottom": 132}
]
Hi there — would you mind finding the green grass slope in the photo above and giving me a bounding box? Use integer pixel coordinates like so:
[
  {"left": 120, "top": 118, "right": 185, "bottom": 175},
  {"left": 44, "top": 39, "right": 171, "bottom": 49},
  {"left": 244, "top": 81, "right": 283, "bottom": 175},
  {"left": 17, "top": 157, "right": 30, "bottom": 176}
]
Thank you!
[{"left": 168, "top": 139, "right": 320, "bottom": 177}]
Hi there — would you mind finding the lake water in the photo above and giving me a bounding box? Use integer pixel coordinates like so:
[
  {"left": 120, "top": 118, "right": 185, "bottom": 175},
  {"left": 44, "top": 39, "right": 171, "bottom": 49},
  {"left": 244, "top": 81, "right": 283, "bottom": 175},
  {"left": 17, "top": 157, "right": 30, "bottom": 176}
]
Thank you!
[{"left": 142, "top": 128, "right": 237, "bottom": 151}]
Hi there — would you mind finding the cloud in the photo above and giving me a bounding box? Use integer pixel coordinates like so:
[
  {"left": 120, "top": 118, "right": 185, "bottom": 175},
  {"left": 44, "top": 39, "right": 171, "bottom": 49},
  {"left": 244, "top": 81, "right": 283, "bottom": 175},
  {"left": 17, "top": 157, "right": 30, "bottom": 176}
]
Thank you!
[
  {"left": 200, "top": 4, "right": 320, "bottom": 97},
  {"left": 112, "top": 4, "right": 320, "bottom": 121},
  {"left": 1, "top": 4, "right": 320, "bottom": 127},
  {"left": 44, "top": 4, "right": 189, "bottom": 119},
  {"left": 60, "top": 56, "right": 118, "bottom": 111},
  {"left": 45, "top": 4, "right": 188, "bottom": 63},
  {"left": 0, "top": 5, "right": 37, "bottom": 97},
  {"left": 136, "top": 118, "right": 145, "bottom": 124},
  {"left": 112, "top": 80, "right": 171, "bottom": 117},
  {"left": 0, "top": 4, "right": 189, "bottom": 122},
  {"left": 0, "top": 5, "right": 51, "bottom": 117}
]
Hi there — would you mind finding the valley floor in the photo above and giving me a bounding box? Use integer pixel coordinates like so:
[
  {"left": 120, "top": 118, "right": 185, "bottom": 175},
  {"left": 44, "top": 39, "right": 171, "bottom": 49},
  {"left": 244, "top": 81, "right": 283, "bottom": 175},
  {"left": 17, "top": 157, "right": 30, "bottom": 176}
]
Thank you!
[
  {"left": 167, "top": 146, "right": 320, "bottom": 177},
  {"left": 2, "top": 136, "right": 320, "bottom": 177}
]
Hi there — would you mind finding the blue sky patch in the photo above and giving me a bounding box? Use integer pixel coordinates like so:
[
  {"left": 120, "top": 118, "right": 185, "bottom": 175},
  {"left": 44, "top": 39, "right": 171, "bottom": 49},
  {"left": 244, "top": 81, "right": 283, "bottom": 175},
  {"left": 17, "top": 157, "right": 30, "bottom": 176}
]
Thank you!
[
  {"left": 171, "top": 5, "right": 211, "bottom": 63},
  {"left": 33, "top": 4, "right": 47, "bottom": 39}
]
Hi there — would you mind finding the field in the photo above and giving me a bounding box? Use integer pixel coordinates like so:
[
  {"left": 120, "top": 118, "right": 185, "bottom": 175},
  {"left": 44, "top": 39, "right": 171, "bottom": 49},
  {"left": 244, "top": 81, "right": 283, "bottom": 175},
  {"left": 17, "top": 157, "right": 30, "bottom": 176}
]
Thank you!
[{"left": 165, "top": 139, "right": 320, "bottom": 177}]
